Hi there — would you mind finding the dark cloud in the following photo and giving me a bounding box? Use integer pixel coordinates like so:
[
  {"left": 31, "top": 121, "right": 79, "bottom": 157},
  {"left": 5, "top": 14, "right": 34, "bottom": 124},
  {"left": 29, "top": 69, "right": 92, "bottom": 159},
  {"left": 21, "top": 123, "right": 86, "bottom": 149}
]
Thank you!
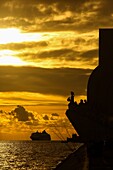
[
  {"left": 19, "top": 48, "right": 97, "bottom": 64},
  {"left": 37, "top": 49, "right": 79, "bottom": 60},
  {"left": 97, "top": 0, "right": 113, "bottom": 18},
  {"left": 11, "top": 105, "right": 35, "bottom": 121},
  {"left": 0, "top": 41, "right": 48, "bottom": 51},
  {"left": 50, "top": 117, "right": 57, "bottom": 120},
  {"left": 0, "top": 0, "right": 106, "bottom": 32},
  {"left": 0, "top": 110, "right": 4, "bottom": 113},
  {"left": 0, "top": 66, "right": 91, "bottom": 96},
  {"left": 81, "top": 49, "right": 98, "bottom": 61},
  {"left": 51, "top": 113, "right": 59, "bottom": 117},
  {"left": 51, "top": 113, "right": 59, "bottom": 120},
  {"left": 75, "top": 37, "right": 98, "bottom": 47},
  {"left": 0, "top": 0, "right": 102, "bottom": 31},
  {"left": 36, "top": 48, "right": 98, "bottom": 62},
  {"left": 43, "top": 115, "right": 49, "bottom": 120},
  {"left": 0, "top": 0, "right": 112, "bottom": 33},
  {"left": 75, "top": 0, "right": 113, "bottom": 32}
]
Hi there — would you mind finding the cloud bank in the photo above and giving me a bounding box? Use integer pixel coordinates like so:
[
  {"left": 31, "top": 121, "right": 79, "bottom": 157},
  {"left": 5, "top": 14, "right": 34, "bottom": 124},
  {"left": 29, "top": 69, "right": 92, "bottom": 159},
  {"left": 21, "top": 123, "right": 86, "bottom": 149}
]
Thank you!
[{"left": 0, "top": 66, "right": 91, "bottom": 96}]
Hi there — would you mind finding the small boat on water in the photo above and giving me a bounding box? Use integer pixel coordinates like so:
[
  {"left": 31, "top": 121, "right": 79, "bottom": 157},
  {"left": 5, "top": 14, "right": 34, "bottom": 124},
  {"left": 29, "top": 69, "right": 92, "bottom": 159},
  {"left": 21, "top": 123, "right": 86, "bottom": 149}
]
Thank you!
[{"left": 30, "top": 130, "right": 51, "bottom": 141}]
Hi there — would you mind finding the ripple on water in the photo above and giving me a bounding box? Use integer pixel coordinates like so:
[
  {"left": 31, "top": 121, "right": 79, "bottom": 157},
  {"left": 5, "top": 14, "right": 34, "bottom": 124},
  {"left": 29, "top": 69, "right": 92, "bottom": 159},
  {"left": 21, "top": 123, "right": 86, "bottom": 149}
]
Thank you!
[{"left": 0, "top": 141, "right": 81, "bottom": 170}]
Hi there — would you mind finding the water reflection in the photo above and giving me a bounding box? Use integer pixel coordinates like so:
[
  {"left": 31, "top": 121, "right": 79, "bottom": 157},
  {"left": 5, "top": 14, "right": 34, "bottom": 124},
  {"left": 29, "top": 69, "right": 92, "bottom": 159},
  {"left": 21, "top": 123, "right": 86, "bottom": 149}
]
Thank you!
[{"left": 0, "top": 141, "right": 81, "bottom": 170}]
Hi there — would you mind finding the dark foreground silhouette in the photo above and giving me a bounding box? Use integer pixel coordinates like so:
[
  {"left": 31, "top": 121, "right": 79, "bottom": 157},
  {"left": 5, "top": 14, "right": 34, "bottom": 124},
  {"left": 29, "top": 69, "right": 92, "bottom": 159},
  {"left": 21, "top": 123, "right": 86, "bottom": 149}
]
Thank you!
[
  {"left": 67, "top": 29, "right": 113, "bottom": 142},
  {"left": 55, "top": 29, "right": 113, "bottom": 169}
]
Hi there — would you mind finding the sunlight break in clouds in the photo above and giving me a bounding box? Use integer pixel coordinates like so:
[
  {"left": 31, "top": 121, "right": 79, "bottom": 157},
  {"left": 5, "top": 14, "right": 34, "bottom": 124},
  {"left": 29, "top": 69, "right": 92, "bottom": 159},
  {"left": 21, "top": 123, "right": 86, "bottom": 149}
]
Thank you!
[
  {"left": 0, "top": 50, "right": 26, "bottom": 66},
  {"left": 0, "top": 28, "right": 44, "bottom": 66},
  {"left": 0, "top": 28, "right": 43, "bottom": 44},
  {"left": 0, "top": 56, "right": 27, "bottom": 66}
]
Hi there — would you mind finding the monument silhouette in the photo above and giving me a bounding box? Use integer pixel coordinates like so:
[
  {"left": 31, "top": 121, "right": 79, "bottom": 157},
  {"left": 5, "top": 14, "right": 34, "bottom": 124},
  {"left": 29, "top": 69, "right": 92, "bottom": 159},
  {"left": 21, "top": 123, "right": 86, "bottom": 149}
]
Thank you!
[
  {"left": 66, "top": 29, "right": 113, "bottom": 142},
  {"left": 55, "top": 29, "right": 113, "bottom": 170},
  {"left": 87, "top": 29, "right": 113, "bottom": 123},
  {"left": 54, "top": 28, "right": 113, "bottom": 170}
]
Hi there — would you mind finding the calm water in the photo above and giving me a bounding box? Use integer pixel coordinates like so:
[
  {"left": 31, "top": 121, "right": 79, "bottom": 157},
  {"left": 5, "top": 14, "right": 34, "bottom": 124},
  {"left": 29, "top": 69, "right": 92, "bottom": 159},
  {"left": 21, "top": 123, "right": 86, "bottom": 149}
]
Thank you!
[{"left": 0, "top": 141, "right": 81, "bottom": 170}]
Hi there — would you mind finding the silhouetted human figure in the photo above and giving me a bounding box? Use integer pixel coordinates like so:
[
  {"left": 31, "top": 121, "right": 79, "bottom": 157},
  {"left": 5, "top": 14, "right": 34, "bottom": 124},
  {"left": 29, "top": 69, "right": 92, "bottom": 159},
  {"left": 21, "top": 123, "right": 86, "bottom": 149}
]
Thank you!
[
  {"left": 84, "top": 99, "right": 87, "bottom": 104},
  {"left": 79, "top": 99, "right": 84, "bottom": 105},
  {"left": 67, "top": 91, "right": 77, "bottom": 110},
  {"left": 74, "top": 101, "right": 78, "bottom": 107},
  {"left": 70, "top": 91, "right": 74, "bottom": 104}
]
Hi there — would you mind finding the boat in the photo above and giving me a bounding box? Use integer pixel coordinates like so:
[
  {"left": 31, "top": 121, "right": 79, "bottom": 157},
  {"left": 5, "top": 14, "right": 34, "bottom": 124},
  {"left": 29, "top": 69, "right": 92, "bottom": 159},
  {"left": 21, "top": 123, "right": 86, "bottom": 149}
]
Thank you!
[{"left": 30, "top": 130, "right": 51, "bottom": 141}]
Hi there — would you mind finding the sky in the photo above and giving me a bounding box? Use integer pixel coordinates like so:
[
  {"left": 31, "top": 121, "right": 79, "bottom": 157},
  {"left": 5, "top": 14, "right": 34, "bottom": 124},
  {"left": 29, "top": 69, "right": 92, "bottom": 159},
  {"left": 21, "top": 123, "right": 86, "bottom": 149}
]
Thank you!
[{"left": 0, "top": 0, "right": 112, "bottom": 140}]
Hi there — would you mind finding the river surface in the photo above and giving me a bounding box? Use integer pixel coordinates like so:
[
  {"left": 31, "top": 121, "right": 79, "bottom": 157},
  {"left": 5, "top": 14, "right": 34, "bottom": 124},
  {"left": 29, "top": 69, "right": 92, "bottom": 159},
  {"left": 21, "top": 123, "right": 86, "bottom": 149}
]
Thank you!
[{"left": 0, "top": 141, "right": 81, "bottom": 170}]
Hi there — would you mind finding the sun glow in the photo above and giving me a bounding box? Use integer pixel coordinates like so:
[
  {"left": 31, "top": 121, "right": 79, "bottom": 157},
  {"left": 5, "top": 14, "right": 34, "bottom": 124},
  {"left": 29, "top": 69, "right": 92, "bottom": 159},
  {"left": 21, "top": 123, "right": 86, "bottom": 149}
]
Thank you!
[
  {"left": 0, "top": 56, "right": 26, "bottom": 66},
  {"left": 0, "top": 28, "right": 43, "bottom": 44},
  {"left": 0, "top": 50, "right": 27, "bottom": 66}
]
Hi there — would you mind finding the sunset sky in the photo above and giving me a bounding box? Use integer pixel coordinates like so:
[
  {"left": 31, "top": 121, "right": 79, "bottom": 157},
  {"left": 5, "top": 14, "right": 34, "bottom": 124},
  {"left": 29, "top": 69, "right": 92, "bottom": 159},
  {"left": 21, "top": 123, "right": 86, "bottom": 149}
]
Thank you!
[{"left": 0, "top": 0, "right": 112, "bottom": 140}]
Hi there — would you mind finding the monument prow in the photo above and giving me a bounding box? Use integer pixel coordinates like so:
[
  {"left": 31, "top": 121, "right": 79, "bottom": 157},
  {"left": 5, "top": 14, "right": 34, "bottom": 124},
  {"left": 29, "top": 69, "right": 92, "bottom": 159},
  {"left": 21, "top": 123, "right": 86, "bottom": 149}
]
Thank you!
[{"left": 66, "top": 29, "right": 113, "bottom": 142}]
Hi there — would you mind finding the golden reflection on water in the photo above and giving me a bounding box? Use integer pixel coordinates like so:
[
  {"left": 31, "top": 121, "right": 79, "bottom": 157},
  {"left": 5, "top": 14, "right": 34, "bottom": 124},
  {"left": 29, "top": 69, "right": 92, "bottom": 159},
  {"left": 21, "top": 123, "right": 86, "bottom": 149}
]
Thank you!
[{"left": 0, "top": 141, "right": 80, "bottom": 170}]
